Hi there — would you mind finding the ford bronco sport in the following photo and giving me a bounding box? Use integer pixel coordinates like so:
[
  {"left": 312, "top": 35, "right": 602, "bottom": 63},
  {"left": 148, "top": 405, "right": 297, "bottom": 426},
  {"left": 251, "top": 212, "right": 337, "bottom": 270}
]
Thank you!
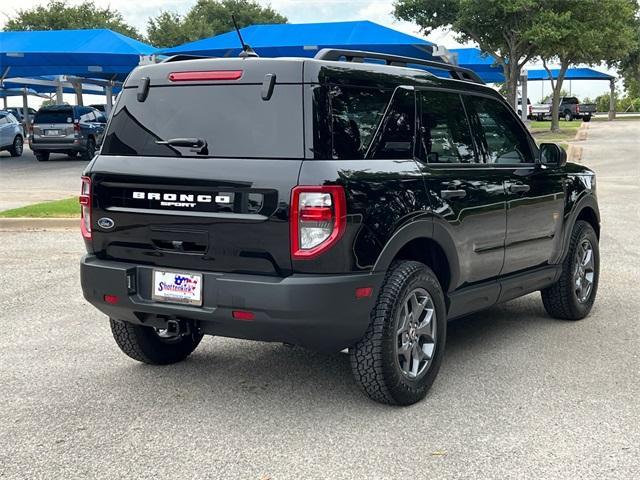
[{"left": 80, "top": 50, "right": 600, "bottom": 405}]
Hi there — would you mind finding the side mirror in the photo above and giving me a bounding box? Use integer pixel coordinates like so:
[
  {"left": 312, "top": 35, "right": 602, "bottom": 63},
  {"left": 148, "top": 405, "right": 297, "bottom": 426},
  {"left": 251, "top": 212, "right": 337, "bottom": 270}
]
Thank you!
[{"left": 539, "top": 143, "right": 567, "bottom": 168}]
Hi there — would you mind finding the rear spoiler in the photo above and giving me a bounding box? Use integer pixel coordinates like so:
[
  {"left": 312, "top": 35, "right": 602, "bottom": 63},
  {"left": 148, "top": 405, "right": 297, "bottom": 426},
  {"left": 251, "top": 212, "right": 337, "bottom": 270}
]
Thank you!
[{"left": 314, "top": 48, "right": 485, "bottom": 85}]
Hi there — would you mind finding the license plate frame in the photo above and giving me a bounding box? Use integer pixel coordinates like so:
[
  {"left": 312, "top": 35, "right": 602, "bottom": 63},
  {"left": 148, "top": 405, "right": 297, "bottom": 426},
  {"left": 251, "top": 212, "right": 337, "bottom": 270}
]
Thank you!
[
  {"left": 152, "top": 270, "right": 203, "bottom": 306},
  {"left": 45, "top": 129, "right": 60, "bottom": 136}
]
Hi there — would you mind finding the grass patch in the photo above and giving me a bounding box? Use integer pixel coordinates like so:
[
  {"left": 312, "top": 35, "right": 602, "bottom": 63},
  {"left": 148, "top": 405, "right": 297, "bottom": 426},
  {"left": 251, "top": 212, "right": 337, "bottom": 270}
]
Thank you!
[
  {"left": 529, "top": 120, "right": 582, "bottom": 131},
  {"left": 530, "top": 128, "right": 578, "bottom": 143},
  {"left": 0, "top": 197, "right": 79, "bottom": 218}
]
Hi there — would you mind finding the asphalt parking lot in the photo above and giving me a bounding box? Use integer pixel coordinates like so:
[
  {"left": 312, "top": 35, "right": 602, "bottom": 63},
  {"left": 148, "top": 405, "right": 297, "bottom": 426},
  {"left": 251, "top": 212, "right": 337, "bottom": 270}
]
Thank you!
[
  {"left": 0, "top": 147, "right": 87, "bottom": 211},
  {"left": 0, "top": 121, "right": 638, "bottom": 479}
]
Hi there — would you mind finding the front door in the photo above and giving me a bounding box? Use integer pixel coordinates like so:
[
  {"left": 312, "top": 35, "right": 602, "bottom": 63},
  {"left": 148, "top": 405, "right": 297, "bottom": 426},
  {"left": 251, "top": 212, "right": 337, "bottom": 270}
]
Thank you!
[
  {"left": 465, "top": 95, "right": 564, "bottom": 275},
  {"left": 415, "top": 89, "right": 508, "bottom": 289}
]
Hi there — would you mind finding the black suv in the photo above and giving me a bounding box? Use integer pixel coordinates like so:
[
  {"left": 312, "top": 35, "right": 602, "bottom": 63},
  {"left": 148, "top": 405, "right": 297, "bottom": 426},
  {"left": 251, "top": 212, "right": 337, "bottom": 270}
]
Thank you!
[
  {"left": 80, "top": 50, "right": 600, "bottom": 405},
  {"left": 29, "top": 105, "right": 106, "bottom": 161}
]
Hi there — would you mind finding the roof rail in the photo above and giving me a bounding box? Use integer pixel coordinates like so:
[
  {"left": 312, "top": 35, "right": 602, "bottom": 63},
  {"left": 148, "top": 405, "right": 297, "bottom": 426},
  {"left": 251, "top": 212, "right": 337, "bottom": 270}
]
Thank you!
[{"left": 314, "top": 48, "right": 484, "bottom": 84}]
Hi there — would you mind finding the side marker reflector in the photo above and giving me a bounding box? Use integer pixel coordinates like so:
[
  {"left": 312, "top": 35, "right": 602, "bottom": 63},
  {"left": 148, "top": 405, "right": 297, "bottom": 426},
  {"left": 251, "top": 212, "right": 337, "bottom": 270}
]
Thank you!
[
  {"left": 104, "top": 294, "right": 120, "bottom": 305},
  {"left": 232, "top": 310, "right": 255, "bottom": 321},
  {"left": 355, "top": 287, "right": 373, "bottom": 299}
]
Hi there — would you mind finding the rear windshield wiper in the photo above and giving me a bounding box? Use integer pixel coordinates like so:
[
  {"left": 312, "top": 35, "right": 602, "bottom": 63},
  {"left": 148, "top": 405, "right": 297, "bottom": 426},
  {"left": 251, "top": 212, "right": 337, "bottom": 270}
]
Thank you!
[{"left": 156, "top": 137, "right": 209, "bottom": 155}]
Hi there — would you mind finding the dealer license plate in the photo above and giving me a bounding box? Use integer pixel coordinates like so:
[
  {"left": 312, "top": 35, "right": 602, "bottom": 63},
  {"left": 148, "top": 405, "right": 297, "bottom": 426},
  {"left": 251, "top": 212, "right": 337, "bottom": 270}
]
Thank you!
[{"left": 152, "top": 270, "right": 203, "bottom": 306}]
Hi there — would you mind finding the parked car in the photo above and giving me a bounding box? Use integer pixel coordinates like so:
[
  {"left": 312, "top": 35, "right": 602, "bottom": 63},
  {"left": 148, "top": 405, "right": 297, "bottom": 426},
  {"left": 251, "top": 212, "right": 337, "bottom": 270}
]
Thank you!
[
  {"left": 517, "top": 97, "right": 532, "bottom": 118},
  {"left": 0, "top": 111, "right": 24, "bottom": 157},
  {"left": 89, "top": 104, "right": 106, "bottom": 113},
  {"left": 29, "top": 105, "right": 106, "bottom": 161},
  {"left": 531, "top": 96, "right": 596, "bottom": 122},
  {"left": 79, "top": 50, "right": 600, "bottom": 406},
  {"left": 6, "top": 106, "right": 37, "bottom": 124}
]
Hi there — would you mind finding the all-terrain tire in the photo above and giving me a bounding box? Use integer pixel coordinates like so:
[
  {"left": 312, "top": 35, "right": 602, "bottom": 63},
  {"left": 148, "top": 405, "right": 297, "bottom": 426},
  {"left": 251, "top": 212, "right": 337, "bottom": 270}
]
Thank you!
[
  {"left": 109, "top": 318, "right": 203, "bottom": 365},
  {"left": 350, "top": 261, "right": 447, "bottom": 406},
  {"left": 541, "top": 220, "right": 599, "bottom": 320}
]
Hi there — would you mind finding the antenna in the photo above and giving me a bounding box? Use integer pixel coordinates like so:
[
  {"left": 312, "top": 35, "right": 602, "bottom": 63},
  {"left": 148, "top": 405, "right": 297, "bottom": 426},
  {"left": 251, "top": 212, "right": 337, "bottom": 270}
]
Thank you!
[{"left": 232, "top": 15, "right": 258, "bottom": 58}]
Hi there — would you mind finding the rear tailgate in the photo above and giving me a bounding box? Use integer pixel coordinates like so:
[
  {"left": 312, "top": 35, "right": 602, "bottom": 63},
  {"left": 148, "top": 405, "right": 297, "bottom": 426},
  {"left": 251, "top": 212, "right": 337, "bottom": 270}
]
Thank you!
[
  {"left": 32, "top": 107, "right": 75, "bottom": 142},
  {"left": 88, "top": 58, "right": 305, "bottom": 276}
]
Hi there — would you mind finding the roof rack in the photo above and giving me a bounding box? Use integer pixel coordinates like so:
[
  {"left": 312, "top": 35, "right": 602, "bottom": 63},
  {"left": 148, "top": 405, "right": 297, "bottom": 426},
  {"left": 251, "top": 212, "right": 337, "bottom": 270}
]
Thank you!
[{"left": 314, "top": 49, "right": 484, "bottom": 84}]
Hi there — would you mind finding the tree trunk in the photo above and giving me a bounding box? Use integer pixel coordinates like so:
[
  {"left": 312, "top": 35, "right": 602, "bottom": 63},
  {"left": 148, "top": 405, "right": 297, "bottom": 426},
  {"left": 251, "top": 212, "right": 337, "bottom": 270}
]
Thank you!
[
  {"left": 546, "top": 61, "right": 569, "bottom": 132},
  {"left": 502, "top": 60, "right": 520, "bottom": 111}
]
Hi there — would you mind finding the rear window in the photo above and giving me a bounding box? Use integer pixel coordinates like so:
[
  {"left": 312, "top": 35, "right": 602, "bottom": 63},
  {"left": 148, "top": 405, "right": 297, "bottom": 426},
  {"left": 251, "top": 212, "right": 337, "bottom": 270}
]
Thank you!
[
  {"left": 101, "top": 85, "right": 304, "bottom": 159},
  {"left": 35, "top": 108, "right": 74, "bottom": 124}
]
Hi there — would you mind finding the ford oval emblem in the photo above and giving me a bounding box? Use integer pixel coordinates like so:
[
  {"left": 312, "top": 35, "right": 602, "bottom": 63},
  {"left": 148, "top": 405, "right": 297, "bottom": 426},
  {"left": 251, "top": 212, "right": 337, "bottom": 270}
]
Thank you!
[{"left": 97, "top": 217, "right": 115, "bottom": 230}]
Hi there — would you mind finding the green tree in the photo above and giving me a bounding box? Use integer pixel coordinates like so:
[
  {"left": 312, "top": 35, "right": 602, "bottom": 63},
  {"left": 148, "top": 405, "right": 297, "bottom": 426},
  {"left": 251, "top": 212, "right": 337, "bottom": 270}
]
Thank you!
[
  {"left": 531, "top": 0, "right": 637, "bottom": 131},
  {"left": 147, "top": 12, "right": 192, "bottom": 49},
  {"left": 394, "top": 0, "right": 543, "bottom": 109},
  {"left": 3, "top": 0, "right": 140, "bottom": 39},
  {"left": 147, "top": 0, "right": 287, "bottom": 48},
  {"left": 618, "top": 20, "right": 640, "bottom": 98}
]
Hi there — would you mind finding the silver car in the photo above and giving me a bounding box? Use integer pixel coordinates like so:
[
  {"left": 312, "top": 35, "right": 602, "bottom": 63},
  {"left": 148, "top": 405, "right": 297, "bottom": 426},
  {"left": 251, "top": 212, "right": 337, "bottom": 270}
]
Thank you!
[{"left": 0, "top": 111, "right": 24, "bottom": 157}]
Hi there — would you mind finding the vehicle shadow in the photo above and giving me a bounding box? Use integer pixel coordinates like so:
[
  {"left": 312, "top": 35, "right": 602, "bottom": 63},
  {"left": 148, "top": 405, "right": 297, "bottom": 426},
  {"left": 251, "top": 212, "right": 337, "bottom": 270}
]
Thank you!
[{"left": 103, "top": 294, "right": 560, "bottom": 411}]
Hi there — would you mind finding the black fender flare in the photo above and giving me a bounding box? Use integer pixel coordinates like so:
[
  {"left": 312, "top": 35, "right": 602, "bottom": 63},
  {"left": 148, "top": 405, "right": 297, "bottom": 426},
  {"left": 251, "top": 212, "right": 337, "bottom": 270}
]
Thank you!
[
  {"left": 372, "top": 218, "right": 461, "bottom": 292},
  {"left": 556, "top": 193, "right": 600, "bottom": 264}
]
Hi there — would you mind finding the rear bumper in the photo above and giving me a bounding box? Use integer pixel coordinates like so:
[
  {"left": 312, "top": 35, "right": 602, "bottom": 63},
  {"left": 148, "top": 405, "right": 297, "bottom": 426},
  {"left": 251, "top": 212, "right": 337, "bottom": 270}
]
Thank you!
[
  {"left": 80, "top": 255, "right": 384, "bottom": 351},
  {"left": 29, "top": 138, "right": 87, "bottom": 151}
]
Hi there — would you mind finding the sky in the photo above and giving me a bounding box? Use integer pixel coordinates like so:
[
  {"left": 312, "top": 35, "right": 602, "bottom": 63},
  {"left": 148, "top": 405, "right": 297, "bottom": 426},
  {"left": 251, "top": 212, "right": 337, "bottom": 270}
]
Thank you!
[{"left": 1, "top": 0, "right": 619, "bottom": 107}]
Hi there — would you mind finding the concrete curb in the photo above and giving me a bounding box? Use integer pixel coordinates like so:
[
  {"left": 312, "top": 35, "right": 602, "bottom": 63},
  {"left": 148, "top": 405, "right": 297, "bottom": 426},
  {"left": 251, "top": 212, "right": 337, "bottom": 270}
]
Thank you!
[
  {"left": 567, "top": 122, "right": 589, "bottom": 163},
  {"left": 0, "top": 217, "right": 78, "bottom": 231}
]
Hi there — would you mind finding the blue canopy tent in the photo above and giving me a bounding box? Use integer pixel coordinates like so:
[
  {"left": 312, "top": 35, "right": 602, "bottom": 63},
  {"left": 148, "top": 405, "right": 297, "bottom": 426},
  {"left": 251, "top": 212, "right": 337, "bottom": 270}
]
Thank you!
[
  {"left": 0, "top": 29, "right": 156, "bottom": 81},
  {"left": 161, "top": 21, "right": 437, "bottom": 60},
  {"left": 0, "top": 29, "right": 155, "bottom": 122},
  {"left": 526, "top": 67, "right": 615, "bottom": 81}
]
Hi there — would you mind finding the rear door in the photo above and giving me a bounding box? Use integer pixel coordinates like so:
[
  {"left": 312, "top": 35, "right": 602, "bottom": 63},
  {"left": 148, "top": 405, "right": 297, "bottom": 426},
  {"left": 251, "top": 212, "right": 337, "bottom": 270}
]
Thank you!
[
  {"left": 0, "top": 113, "right": 9, "bottom": 147},
  {"left": 91, "top": 59, "right": 305, "bottom": 276},
  {"left": 32, "top": 106, "right": 76, "bottom": 141},
  {"left": 415, "top": 89, "right": 508, "bottom": 287},
  {"left": 466, "top": 95, "right": 564, "bottom": 274}
]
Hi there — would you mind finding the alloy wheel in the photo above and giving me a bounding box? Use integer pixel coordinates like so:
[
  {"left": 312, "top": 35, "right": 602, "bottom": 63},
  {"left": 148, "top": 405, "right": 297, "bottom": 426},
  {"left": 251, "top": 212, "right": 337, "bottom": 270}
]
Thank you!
[
  {"left": 395, "top": 287, "right": 437, "bottom": 379},
  {"left": 574, "top": 239, "right": 595, "bottom": 303}
]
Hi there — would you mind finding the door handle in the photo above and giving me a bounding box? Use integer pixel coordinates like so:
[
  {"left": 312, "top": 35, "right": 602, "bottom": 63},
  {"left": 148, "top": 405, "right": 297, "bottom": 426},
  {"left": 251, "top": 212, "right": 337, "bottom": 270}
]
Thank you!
[
  {"left": 508, "top": 183, "right": 531, "bottom": 193},
  {"left": 441, "top": 189, "right": 467, "bottom": 200}
]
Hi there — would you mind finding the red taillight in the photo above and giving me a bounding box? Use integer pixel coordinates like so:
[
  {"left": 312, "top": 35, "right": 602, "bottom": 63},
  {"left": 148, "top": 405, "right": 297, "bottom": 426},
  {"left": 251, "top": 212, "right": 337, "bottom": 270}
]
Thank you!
[
  {"left": 168, "top": 70, "right": 243, "bottom": 82},
  {"left": 74, "top": 122, "right": 80, "bottom": 133},
  {"left": 576, "top": 105, "right": 580, "bottom": 113},
  {"left": 290, "top": 185, "right": 346, "bottom": 260},
  {"left": 79, "top": 176, "right": 91, "bottom": 240}
]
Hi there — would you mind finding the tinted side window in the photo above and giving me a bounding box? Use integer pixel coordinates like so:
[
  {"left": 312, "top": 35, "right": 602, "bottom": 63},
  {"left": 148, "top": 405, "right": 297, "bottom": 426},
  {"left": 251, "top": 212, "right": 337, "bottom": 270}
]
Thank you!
[
  {"left": 79, "top": 108, "right": 94, "bottom": 122},
  {"left": 328, "top": 86, "right": 392, "bottom": 159},
  {"left": 467, "top": 96, "right": 534, "bottom": 164},
  {"left": 367, "top": 88, "right": 415, "bottom": 160},
  {"left": 417, "top": 91, "right": 477, "bottom": 164},
  {"left": 0, "top": 114, "right": 7, "bottom": 125}
]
